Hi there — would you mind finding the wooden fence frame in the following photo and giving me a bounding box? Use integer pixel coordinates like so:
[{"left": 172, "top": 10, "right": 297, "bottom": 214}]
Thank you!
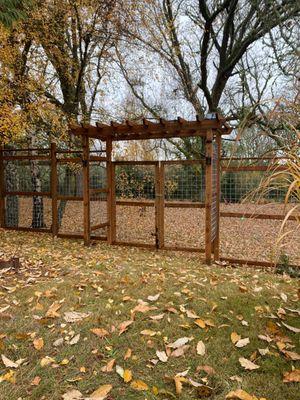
[{"left": 0, "top": 115, "right": 299, "bottom": 268}]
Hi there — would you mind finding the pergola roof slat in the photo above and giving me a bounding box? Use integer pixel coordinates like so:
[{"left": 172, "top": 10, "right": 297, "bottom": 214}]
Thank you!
[{"left": 70, "top": 115, "right": 232, "bottom": 141}]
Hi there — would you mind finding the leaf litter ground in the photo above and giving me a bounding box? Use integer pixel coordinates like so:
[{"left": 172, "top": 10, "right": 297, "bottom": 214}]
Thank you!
[{"left": 0, "top": 230, "right": 299, "bottom": 400}]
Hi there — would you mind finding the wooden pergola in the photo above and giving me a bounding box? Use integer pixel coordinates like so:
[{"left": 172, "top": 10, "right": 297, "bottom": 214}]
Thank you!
[{"left": 69, "top": 114, "right": 232, "bottom": 264}]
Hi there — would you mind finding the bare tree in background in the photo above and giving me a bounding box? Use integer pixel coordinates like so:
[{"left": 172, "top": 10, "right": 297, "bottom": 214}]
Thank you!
[{"left": 116, "top": 0, "right": 300, "bottom": 157}]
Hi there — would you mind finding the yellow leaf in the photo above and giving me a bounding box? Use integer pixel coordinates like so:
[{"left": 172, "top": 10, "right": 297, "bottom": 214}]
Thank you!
[
  {"left": 123, "top": 369, "right": 132, "bottom": 383},
  {"left": 231, "top": 332, "right": 241, "bottom": 344},
  {"left": 0, "top": 369, "right": 16, "bottom": 384},
  {"left": 194, "top": 319, "right": 206, "bottom": 329},
  {"left": 90, "top": 328, "right": 109, "bottom": 338},
  {"left": 89, "top": 384, "right": 113, "bottom": 399},
  {"left": 130, "top": 380, "right": 149, "bottom": 391},
  {"left": 101, "top": 359, "right": 115, "bottom": 372},
  {"left": 124, "top": 348, "right": 132, "bottom": 360},
  {"left": 33, "top": 337, "right": 44, "bottom": 350},
  {"left": 226, "top": 389, "right": 259, "bottom": 400},
  {"left": 140, "top": 329, "right": 157, "bottom": 336}
]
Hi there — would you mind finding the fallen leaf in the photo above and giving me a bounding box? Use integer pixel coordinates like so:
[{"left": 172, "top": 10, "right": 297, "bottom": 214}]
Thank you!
[
  {"left": 130, "top": 380, "right": 149, "bottom": 391},
  {"left": 196, "top": 365, "right": 216, "bottom": 375},
  {"left": 282, "top": 322, "right": 300, "bottom": 333},
  {"left": 30, "top": 376, "right": 41, "bottom": 386},
  {"left": 170, "top": 345, "right": 189, "bottom": 358},
  {"left": 0, "top": 369, "right": 16, "bottom": 383},
  {"left": 64, "top": 311, "right": 91, "bottom": 323},
  {"left": 226, "top": 389, "right": 259, "bottom": 400},
  {"left": 282, "top": 350, "right": 300, "bottom": 361},
  {"left": 156, "top": 350, "right": 168, "bottom": 363},
  {"left": 118, "top": 320, "right": 133, "bottom": 335},
  {"left": 283, "top": 369, "right": 300, "bottom": 383},
  {"left": 33, "top": 337, "right": 44, "bottom": 350},
  {"left": 1, "top": 354, "right": 18, "bottom": 368},
  {"left": 239, "top": 357, "right": 260, "bottom": 370},
  {"left": 147, "top": 294, "right": 160, "bottom": 302},
  {"left": 196, "top": 341, "right": 206, "bottom": 356},
  {"left": 116, "top": 365, "right": 124, "bottom": 379},
  {"left": 231, "top": 332, "right": 241, "bottom": 344},
  {"left": 89, "top": 384, "right": 113, "bottom": 399},
  {"left": 150, "top": 313, "right": 164, "bottom": 321},
  {"left": 101, "top": 359, "right": 115, "bottom": 372},
  {"left": 90, "top": 328, "right": 109, "bottom": 338},
  {"left": 194, "top": 319, "right": 206, "bottom": 329},
  {"left": 123, "top": 369, "right": 132, "bottom": 383},
  {"left": 235, "top": 338, "right": 250, "bottom": 348},
  {"left": 69, "top": 334, "right": 80, "bottom": 345},
  {"left": 62, "top": 389, "right": 83, "bottom": 400},
  {"left": 40, "top": 356, "right": 55, "bottom": 367},
  {"left": 124, "top": 348, "right": 132, "bottom": 360},
  {"left": 168, "top": 337, "right": 192, "bottom": 349},
  {"left": 45, "top": 302, "right": 61, "bottom": 318},
  {"left": 140, "top": 329, "right": 156, "bottom": 336}
]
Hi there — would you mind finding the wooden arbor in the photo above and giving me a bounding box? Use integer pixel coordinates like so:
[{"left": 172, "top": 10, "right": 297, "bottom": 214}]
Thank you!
[{"left": 70, "top": 114, "right": 231, "bottom": 265}]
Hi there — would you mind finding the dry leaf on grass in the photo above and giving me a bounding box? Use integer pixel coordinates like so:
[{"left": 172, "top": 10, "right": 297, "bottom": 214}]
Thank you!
[
  {"left": 130, "top": 380, "right": 149, "bottom": 391},
  {"left": 33, "top": 337, "right": 44, "bottom": 350},
  {"left": 226, "top": 389, "right": 263, "bottom": 400},
  {"left": 118, "top": 320, "right": 133, "bottom": 335},
  {"left": 101, "top": 359, "right": 115, "bottom": 372},
  {"left": 235, "top": 338, "right": 250, "bottom": 348},
  {"left": 196, "top": 341, "right": 206, "bottom": 356},
  {"left": 90, "top": 328, "right": 109, "bottom": 338},
  {"left": 156, "top": 350, "right": 168, "bottom": 362},
  {"left": 239, "top": 357, "right": 260, "bottom": 370},
  {"left": 140, "top": 329, "right": 157, "bottom": 336},
  {"left": 168, "top": 337, "right": 192, "bottom": 349},
  {"left": 282, "top": 322, "right": 300, "bottom": 333},
  {"left": 147, "top": 293, "right": 160, "bottom": 302},
  {"left": 1, "top": 354, "right": 19, "bottom": 368},
  {"left": 231, "top": 332, "right": 241, "bottom": 344},
  {"left": 0, "top": 369, "right": 16, "bottom": 384},
  {"left": 30, "top": 376, "right": 41, "bottom": 386},
  {"left": 88, "top": 384, "right": 113, "bottom": 399},
  {"left": 64, "top": 311, "right": 91, "bottom": 323},
  {"left": 45, "top": 302, "right": 61, "bottom": 318},
  {"left": 62, "top": 390, "right": 83, "bottom": 400},
  {"left": 69, "top": 334, "right": 80, "bottom": 345},
  {"left": 283, "top": 369, "right": 300, "bottom": 383}
]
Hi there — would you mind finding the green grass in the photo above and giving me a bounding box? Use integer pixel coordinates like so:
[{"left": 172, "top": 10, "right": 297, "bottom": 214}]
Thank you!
[{"left": 0, "top": 230, "right": 299, "bottom": 399}]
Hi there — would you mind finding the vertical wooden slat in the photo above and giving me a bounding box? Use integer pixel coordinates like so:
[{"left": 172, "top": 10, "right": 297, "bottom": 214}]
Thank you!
[
  {"left": 82, "top": 135, "right": 90, "bottom": 246},
  {"left": 205, "top": 129, "right": 213, "bottom": 264},
  {"left": 155, "top": 162, "right": 165, "bottom": 249},
  {"left": 106, "top": 138, "right": 116, "bottom": 244},
  {"left": 213, "top": 133, "right": 221, "bottom": 261},
  {"left": 50, "top": 143, "right": 58, "bottom": 236},
  {"left": 0, "top": 145, "right": 5, "bottom": 228}
]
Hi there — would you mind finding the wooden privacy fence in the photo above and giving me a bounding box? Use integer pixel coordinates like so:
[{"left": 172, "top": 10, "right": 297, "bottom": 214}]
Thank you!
[{"left": 0, "top": 116, "right": 299, "bottom": 268}]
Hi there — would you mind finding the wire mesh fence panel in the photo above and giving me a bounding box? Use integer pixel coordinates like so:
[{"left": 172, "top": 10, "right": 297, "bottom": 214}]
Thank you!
[
  {"left": 115, "top": 164, "right": 156, "bottom": 244},
  {"left": 57, "top": 161, "right": 84, "bottom": 235},
  {"left": 220, "top": 217, "right": 300, "bottom": 265},
  {"left": 5, "top": 196, "right": 52, "bottom": 229},
  {"left": 4, "top": 160, "right": 51, "bottom": 193},
  {"left": 90, "top": 161, "right": 108, "bottom": 238},
  {"left": 163, "top": 162, "right": 205, "bottom": 249}
]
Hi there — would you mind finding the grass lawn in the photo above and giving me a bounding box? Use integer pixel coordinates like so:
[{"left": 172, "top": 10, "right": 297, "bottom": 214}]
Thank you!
[{"left": 0, "top": 230, "right": 299, "bottom": 400}]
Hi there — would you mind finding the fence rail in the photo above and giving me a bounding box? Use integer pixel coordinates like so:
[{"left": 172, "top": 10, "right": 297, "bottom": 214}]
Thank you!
[{"left": 0, "top": 146, "right": 299, "bottom": 267}]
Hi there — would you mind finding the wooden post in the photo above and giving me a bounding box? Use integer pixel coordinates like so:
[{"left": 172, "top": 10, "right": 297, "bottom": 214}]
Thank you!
[
  {"left": 50, "top": 143, "right": 58, "bottom": 237},
  {"left": 0, "top": 145, "right": 5, "bottom": 228},
  {"left": 205, "top": 130, "right": 213, "bottom": 264},
  {"left": 155, "top": 162, "right": 165, "bottom": 249},
  {"left": 213, "top": 133, "right": 221, "bottom": 261},
  {"left": 82, "top": 135, "right": 90, "bottom": 246},
  {"left": 106, "top": 138, "right": 116, "bottom": 244}
]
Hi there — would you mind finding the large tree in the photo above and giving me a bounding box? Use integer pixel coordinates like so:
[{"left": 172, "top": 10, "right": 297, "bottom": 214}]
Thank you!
[{"left": 115, "top": 0, "right": 299, "bottom": 157}]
